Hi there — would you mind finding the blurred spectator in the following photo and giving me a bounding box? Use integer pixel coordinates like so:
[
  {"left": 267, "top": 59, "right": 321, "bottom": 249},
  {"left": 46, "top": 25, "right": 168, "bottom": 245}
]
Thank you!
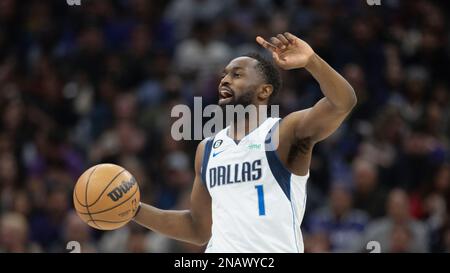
[
  {"left": 0, "top": 152, "right": 19, "bottom": 212},
  {"left": 351, "top": 158, "right": 388, "bottom": 218},
  {"left": 306, "top": 184, "right": 369, "bottom": 252},
  {"left": 410, "top": 163, "right": 449, "bottom": 251},
  {"left": 156, "top": 150, "right": 194, "bottom": 209},
  {"left": 53, "top": 211, "right": 98, "bottom": 253},
  {"left": 361, "top": 189, "right": 429, "bottom": 253},
  {"left": 0, "top": 212, "right": 41, "bottom": 253},
  {"left": 99, "top": 223, "right": 162, "bottom": 253},
  {"left": 29, "top": 186, "right": 70, "bottom": 250},
  {"left": 174, "top": 19, "right": 232, "bottom": 81},
  {"left": 438, "top": 221, "right": 450, "bottom": 253},
  {"left": 164, "top": 0, "right": 231, "bottom": 40},
  {"left": 389, "top": 223, "right": 414, "bottom": 253},
  {"left": 304, "top": 232, "right": 331, "bottom": 253},
  {"left": 357, "top": 107, "right": 406, "bottom": 187}
]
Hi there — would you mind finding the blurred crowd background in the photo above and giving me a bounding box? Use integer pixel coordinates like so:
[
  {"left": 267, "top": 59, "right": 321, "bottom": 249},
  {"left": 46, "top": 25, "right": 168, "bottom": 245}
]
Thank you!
[{"left": 0, "top": 0, "right": 449, "bottom": 253}]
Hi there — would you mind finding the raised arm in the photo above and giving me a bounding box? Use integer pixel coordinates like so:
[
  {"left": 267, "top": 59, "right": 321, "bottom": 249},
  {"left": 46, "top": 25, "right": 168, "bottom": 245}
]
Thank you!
[
  {"left": 132, "top": 140, "right": 212, "bottom": 246},
  {"left": 257, "top": 33, "right": 356, "bottom": 143}
]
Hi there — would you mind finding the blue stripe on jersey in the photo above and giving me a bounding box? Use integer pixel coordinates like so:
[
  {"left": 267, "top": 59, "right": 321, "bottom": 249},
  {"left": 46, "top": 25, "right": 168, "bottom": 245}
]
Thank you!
[
  {"left": 265, "top": 121, "right": 292, "bottom": 201},
  {"left": 289, "top": 185, "right": 300, "bottom": 253},
  {"left": 201, "top": 138, "right": 214, "bottom": 185}
]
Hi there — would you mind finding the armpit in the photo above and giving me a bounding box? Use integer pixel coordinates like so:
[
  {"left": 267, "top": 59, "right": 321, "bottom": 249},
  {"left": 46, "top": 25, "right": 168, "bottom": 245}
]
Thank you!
[{"left": 287, "top": 137, "right": 312, "bottom": 163}]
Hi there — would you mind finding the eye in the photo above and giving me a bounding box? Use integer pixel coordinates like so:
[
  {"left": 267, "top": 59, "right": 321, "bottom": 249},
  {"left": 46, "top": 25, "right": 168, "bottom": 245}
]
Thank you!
[{"left": 233, "top": 72, "right": 241, "bottom": 78}]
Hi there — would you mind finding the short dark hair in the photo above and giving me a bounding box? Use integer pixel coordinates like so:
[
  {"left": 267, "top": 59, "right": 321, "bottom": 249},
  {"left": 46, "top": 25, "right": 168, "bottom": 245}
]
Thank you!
[{"left": 245, "top": 53, "right": 282, "bottom": 103}]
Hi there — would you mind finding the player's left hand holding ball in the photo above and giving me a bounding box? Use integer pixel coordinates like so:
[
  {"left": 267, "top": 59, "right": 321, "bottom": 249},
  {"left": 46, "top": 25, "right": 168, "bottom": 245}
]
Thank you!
[{"left": 73, "top": 164, "right": 141, "bottom": 230}]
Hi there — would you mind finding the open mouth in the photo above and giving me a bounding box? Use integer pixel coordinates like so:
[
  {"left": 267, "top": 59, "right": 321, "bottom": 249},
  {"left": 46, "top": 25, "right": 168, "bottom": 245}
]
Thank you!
[
  {"left": 219, "top": 89, "right": 233, "bottom": 99},
  {"left": 219, "top": 88, "right": 234, "bottom": 104}
]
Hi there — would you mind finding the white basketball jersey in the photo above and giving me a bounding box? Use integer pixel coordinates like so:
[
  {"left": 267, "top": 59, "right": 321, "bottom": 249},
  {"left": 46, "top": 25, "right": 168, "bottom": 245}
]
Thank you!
[{"left": 201, "top": 117, "right": 309, "bottom": 253}]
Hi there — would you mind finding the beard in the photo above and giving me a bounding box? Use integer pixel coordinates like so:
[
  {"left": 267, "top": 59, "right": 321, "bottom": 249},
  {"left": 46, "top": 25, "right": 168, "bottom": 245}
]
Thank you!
[
  {"left": 220, "top": 89, "right": 257, "bottom": 124},
  {"left": 220, "top": 89, "right": 254, "bottom": 107}
]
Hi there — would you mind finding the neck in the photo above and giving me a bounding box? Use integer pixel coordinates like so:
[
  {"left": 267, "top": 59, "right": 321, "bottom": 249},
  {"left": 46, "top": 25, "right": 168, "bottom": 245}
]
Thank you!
[{"left": 228, "top": 110, "right": 267, "bottom": 141}]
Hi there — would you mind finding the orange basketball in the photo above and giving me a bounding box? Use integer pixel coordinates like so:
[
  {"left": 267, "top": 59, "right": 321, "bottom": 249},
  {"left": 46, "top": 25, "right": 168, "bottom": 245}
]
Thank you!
[{"left": 73, "top": 163, "right": 140, "bottom": 230}]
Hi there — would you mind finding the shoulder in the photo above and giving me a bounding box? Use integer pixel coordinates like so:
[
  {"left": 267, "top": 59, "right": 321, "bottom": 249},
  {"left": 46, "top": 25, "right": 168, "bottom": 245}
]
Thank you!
[
  {"left": 194, "top": 137, "right": 216, "bottom": 171},
  {"left": 194, "top": 139, "right": 208, "bottom": 173},
  {"left": 279, "top": 109, "right": 312, "bottom": 138},
  {"left": 276, "top": 112, "right": 315, "bottom": 154},
  {"left": 282, "top": 110, "right": 310, "bottom": 125}
]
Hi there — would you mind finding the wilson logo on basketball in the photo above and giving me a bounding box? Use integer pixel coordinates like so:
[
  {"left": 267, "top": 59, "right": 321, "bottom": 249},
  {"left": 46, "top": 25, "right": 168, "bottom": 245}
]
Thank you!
[{"left": 107, "top": 177, "right": 137, "bottom": 202}]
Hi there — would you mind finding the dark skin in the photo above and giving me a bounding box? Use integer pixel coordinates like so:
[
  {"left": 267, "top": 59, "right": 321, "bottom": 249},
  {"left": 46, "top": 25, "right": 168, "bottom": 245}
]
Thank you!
[{"left": 133, "top": 32, "right": 357, "bottom": 246}]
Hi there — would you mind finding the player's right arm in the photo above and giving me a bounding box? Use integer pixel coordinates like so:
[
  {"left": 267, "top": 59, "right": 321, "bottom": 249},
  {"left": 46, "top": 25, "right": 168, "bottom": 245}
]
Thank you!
[{"left": 132, "top": 140, "right": 212, "bottom": 246}]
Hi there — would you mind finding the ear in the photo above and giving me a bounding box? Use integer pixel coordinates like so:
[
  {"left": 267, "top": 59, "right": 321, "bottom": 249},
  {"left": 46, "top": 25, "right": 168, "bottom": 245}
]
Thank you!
[{"left": 257, "top": 84, "right": 273, "bottom": 101}]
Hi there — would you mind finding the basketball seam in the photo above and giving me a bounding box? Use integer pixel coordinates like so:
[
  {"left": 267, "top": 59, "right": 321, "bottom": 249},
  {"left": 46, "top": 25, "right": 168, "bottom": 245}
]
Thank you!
[
  {"left": 73, "top": 186, "right": 85, "bottom": 207},
  {"left": 88, "top": 169, "right": 126, "bottom": 207},
  {"left": 85, "top": 167, "right": 101, "bottom": 229},
  {"left": 73, "top": 169, "right": 126, "bottom": 208},
  {"left": 77, "top": 185, "right": 139, "bottom": 215}
]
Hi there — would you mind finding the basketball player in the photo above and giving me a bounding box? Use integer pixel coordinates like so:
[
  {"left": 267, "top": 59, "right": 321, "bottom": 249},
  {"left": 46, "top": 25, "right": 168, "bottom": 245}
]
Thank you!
[{"left": 133, "top": 32, "right": 357, "bottom": 252}]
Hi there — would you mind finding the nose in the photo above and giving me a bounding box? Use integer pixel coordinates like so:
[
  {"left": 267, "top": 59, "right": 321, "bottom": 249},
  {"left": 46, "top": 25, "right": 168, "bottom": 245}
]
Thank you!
[{"left": 220, "top": 74, "right": 231, "bottom": 87}]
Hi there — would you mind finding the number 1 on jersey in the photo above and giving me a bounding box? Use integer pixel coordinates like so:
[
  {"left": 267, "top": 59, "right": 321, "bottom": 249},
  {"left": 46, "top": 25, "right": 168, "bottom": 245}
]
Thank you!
[{"left": 255, "top": 185, "right": 266, "bottom": 216}]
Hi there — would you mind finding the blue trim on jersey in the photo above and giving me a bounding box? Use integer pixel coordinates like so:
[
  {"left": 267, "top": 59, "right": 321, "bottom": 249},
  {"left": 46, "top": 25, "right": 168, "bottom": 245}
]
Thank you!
[
  {"left": 201, "top": 138, "right": 214, "bottom": 185},
  {"left": 289, "top": 186, "right": 300, "bottom": 253},
  {"left": 265, "top": 121, "right": 292, "bottom": 201},
  {"left": 289, "top": 175, "right": 300, "bottom": 253}
]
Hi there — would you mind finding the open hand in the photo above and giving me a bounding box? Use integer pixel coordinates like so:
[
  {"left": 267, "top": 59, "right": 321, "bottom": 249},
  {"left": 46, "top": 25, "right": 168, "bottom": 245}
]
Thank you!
[{"left": 256, "top": 32, "right": 315, "bottom": 70}]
